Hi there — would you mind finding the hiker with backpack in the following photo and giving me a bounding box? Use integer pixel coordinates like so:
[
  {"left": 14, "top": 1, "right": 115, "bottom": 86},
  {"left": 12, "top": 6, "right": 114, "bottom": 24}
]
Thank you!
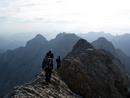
[{"left": 42, "top": 51, "right": 54, "bottom": 83}]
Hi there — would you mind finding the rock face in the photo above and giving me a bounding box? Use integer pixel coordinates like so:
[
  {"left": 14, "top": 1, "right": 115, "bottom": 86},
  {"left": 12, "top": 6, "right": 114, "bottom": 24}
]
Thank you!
[
  {"left": 59, "top": 39, "right": 129, "bottom": 98},
  {"left": 6, "top": 71, "right": 81, "bottom": 98}
]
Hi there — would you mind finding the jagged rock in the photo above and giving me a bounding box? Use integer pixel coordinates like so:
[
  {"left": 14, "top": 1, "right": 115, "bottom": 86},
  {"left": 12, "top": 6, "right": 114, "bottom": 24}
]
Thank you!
[
  {"left": 59, "top": 39, "right": 129, "bottom": 98},
  {"left": 7, "top": 71, "right": 81, "bottom": 98}
]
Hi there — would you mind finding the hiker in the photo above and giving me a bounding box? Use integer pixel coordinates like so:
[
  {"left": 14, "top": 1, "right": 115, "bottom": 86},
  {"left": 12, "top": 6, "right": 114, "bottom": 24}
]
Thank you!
[
  {"left": 47, "top": 50, "right": 54, "bottom": 59},
  {"left": 42, "top": 51, "right": 54, "bottom": 83},
  {"left": 56, "top": 56, "right": 61, "bottom": 69}
]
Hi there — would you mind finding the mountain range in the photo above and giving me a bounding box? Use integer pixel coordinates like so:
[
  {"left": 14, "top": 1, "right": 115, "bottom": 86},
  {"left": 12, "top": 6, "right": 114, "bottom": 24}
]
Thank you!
[
  {"left": 1, "top": 32, "right": 130, "bottom": 57},
  {"left": 0, "top": 33, "right": 130, "bottom": 97},
  {"left": 78, "top": 32, "right": 130, "bottom": 56},
  {"left": 0, "top": 32, "right": 37, "bottom": 51},
  {"left": 59, "top": 39, "right": 129, "bottom": 97},
  {"left": 0, "top": 33, "right": 80, "bottom": 97},
  {"left": 6, "top": 38, "right": 129, "bottom": 98},
  {"left": 92, "top": 37, "right": 130, "bottom": 74}
]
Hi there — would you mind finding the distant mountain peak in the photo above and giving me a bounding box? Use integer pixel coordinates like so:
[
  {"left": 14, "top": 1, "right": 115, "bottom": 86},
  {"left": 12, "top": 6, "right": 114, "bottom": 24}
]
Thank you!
[
  {"left": 97, "top": 37, "right": 108, "bottom": 42},
  {"left": 92, "top": 37, "right": 115, "bottom": 54},
  {"left": 56, "top": 33, "right": 78, "bottom": 39},
  {"left": 34, "top": 34, "right": 47, "bottom": 40},
  {"left": 26, "top": 34, "right": 48, "bottom": 46},
  {"left": 72, "top": 39, "right": 94, "bottom": 52},
  {"left": 94, "top": 37, "right": 113, "bottom": 46},
  {"left": 55, "top": 32, "right": 66, "bottom": 38},
  {"left": 92, "top": 37, "right": 130, "bottom": 73}
]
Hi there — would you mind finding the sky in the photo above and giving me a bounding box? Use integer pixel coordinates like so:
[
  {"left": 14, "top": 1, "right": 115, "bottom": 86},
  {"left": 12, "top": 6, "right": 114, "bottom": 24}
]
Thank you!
[{"left": 0, "top": 0, "right": 130, "bottom": 36}]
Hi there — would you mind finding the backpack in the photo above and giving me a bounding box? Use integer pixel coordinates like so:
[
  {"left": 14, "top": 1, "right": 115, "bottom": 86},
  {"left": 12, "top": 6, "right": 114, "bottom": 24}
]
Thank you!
[{"left": 43, "top": 58, "right": 53, "bottom": 71}]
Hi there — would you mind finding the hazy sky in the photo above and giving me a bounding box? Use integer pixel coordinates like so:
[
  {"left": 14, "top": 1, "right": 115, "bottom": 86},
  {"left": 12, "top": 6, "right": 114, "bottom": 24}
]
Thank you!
[{"left": 0, "top": 0, "right": 130, "bottom": 35}]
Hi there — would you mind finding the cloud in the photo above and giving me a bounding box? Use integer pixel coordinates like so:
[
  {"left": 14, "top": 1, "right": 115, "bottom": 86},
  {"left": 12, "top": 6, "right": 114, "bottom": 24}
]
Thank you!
[{"left": 0, "top": 0, "right": 130, "bottom": 34}]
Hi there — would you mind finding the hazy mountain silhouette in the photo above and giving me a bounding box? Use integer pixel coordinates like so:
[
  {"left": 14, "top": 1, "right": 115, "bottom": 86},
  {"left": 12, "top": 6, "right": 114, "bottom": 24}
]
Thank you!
[
  {"left": 92, "top": 37, "right": 116, "bottom": 55},
  {"left": 113, "top": 34, "right": 130, "bottom": 57},
  {"left": 78, "top": 32, "right": 130, "bottom": 56},
  {"left": 78, "top": 32, "right": 113, "bottom": 42},
  {"left": 0, "top": 33, "right": 80, "bottom": 97},
  {"left": 59, "top": 39, "right": 129, "bottom": 98},
  {"left": 0, "top": 49, "right": 5, "bottom": 53},
  {"left": 0, "top": 33, "right": 37, "bottom": 51},
  {"left": 1, "top": 32, "right": 130, "bottom": 56},
  {"left": 50, "top": 33, "right": 80, "bottom": 57},
  {"left": 0, "top": 37, "right": 9, "bottom": 51},
  {"left": 92, "top": 37, "right": 130, "bottom": 74}
]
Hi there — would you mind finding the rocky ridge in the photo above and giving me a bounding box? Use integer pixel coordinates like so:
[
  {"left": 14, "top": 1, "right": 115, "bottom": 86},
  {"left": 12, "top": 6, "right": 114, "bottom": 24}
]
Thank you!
[
  {"left": 59, "top": 39, "right": 129, "bottom": 98},
  {"left": 7, "top": 71, "right": 81, "bottom": 98}
]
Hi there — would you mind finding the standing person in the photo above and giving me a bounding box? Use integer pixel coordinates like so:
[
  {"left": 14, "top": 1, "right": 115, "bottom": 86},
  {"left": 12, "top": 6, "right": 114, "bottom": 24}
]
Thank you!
[
  {"left": 56, "top": 56, "right": 61, "bottom": 69},
  {"left": 47, "top": 50, "right": 54, "bottom": 59},
  {"left": 42, "top": 51, "right": 54, "bottom": 83}
]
